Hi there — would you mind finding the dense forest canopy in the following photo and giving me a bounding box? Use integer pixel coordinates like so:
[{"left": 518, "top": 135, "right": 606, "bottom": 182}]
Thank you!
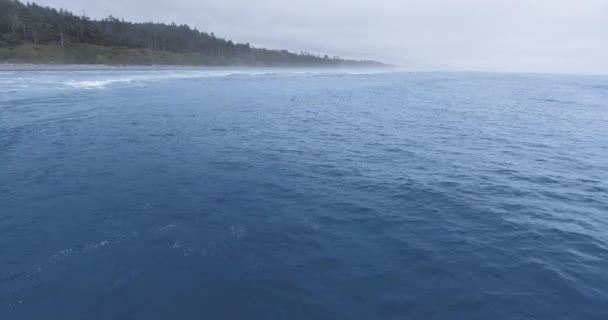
[{"left": 0, "top": 0, "right": 385, "bottom": 66}]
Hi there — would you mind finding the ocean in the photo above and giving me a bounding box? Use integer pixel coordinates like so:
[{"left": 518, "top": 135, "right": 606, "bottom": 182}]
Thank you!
[{"left": 1, "top": 68, "right": 607, "bottom": 319}]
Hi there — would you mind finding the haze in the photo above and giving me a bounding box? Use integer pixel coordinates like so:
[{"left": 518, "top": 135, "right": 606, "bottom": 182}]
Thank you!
[{"left": 35, "top": 0, "right": 608, "bottom": 74}]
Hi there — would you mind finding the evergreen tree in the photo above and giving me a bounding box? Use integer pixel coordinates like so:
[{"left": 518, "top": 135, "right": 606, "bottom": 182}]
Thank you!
[{"left": 0, "top": 0, "right": 384, "bottom": 66}]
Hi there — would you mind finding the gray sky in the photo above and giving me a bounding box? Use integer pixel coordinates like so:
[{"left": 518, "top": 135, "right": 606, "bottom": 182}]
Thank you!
[{"left": 35, "top": 0, "right": 608, "bottom": 74}]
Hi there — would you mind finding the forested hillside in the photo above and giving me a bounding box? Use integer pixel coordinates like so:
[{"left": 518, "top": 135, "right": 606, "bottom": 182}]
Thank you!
[{"left": 0, "top": 0, "right": 384, "bottom": 66}]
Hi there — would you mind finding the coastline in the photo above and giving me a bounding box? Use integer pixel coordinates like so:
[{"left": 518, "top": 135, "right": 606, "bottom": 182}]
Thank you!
[
  {"left": 0, "top": 44, "right": 388, "bottom": 71},
  {"left": 0, "top": 62, "right": 394, "bottom": 72}
]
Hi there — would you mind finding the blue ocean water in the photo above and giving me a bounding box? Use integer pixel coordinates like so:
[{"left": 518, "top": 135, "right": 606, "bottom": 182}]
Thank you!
[{"left": 1, "top": 69, "right": 607, "bottom": 319}]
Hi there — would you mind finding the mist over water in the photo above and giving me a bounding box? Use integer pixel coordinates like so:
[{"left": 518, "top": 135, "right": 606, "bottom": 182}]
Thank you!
[
  {"left": 31, "top": 0, "right": 608, "bottom": 74},
  {"left": 1, "top": 70, "right": 608, "bottom": 319}
]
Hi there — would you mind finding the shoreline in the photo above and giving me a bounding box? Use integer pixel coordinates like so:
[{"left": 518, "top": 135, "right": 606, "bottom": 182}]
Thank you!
[
  {"left": 0, "top": 62, "right": 395, "bottom": 72},
  {"left": 0, "top": 43, "right": 388, "bottom": 72}
]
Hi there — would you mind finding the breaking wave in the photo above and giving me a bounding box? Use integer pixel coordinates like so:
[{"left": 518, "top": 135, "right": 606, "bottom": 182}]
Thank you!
[{"left": 1, "top": 68, "right": 395, "bottom": 91}]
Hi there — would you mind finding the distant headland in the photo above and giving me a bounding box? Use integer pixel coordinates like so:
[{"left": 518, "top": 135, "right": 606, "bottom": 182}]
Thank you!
[{"left": 0, "top": 0, "right": 387, "bottom": 67}]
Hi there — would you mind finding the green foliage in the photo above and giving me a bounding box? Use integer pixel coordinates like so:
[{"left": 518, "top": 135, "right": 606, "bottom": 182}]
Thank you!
[{"left": 0, "top": 0, "right": 384, "bottom": 66}]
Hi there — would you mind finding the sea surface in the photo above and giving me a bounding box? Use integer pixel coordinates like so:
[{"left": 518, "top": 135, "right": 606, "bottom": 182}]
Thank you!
[{"left": 1, "top": 68, "right": 607, "bottom": 319}]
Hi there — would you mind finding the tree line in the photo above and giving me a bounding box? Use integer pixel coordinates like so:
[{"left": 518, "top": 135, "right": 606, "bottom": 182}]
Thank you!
[{"left": 0, "top": 0, "right": 384, "bottom": 66}]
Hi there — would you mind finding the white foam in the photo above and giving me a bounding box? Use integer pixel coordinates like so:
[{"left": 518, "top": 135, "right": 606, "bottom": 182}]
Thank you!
[
  {"left": 4, "top": 68, "right": 396, "bottom": 91},
  {"left": 66, "top": 79, "right": 123, "bottom": 89},
  {"left": 49, "top": 248, "right": 74, "bottom": 263},
  {"left": 63, "top": 71, "right": 246, "bottom": 89},
  {"left": 86, "top": 240, "right": 109, "bottom": 249}
]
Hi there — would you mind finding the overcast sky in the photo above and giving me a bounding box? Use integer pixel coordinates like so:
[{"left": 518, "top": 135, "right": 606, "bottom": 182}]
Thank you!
[{"left": 34, "top": 0, "right": 608, "bottom": 74}]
